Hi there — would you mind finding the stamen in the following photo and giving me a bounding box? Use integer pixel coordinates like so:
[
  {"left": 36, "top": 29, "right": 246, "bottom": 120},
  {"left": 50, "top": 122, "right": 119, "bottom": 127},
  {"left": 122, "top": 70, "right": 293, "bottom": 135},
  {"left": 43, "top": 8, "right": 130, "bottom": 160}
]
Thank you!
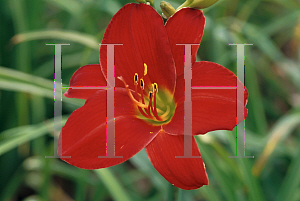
[
  {"left": 144, "top": 63, "right": 147, "bottom": 76},
  {"left": 152, "top": 90, "right": 163, "bottom": 121},
  {"left": 140, "top": 79, "right": 144, "bottom": 90},
  {"left": 134, "top": 73, "right": 138, "bottom": 84},
  {"left": 138, "top": 104, "right": 153, "bottom": 119},
  {"left": 140, "top": 78, "right": 148, "bottom": 98},
  {"left": 134, "top": 82, "right": 153, "bottom": 119},
  {"left": 134, "top": 83, "right": 139, "bottom": 100},
  {"left": 153, "top": 83, "right": 158, "bottom": 92},
  {"left": 117, "top": 76, "right": 148, "bottom": 109},
  {"left": 147, "top": 92, "right": 153, "bottom": 115},
  {"left": 119, "top": 74, "right": 169, "bottom": 122},
  {"left": 139, "top": 79, "right": 145, "bottom": 105},
  {"left": 137, "top": 82, "right": 150, "bottom": 116},
  {"left": 133, "top": 75, "right": 139, "bottom": 100}
]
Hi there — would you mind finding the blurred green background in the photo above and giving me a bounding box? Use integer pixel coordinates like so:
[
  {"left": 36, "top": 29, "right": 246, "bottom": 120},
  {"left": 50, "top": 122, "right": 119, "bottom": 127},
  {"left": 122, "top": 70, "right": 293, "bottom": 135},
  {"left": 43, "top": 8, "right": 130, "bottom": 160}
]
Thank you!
[{"left": 0, "top": 0, "right": 300, "bottom": 200}]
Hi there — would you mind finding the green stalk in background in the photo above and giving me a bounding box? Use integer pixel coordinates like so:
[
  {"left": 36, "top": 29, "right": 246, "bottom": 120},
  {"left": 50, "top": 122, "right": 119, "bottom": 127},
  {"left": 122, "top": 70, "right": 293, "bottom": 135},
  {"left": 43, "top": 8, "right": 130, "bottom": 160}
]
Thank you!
[{"left": 9, "top": 0, "right": 31, "bottom": 127}]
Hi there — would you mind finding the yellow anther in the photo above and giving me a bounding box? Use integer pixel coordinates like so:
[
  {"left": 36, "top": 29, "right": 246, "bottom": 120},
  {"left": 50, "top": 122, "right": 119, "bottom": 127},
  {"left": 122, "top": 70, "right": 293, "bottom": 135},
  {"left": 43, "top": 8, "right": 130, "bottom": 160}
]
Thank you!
[
  {"left": 140, "top": 79, "right": 144, "bottom": 90},
  {"left": 134, "top": 73, "right": 138, "bottom": 84},
  {"left": 144, "top": 63, "right": 148, "bottom": 76}
]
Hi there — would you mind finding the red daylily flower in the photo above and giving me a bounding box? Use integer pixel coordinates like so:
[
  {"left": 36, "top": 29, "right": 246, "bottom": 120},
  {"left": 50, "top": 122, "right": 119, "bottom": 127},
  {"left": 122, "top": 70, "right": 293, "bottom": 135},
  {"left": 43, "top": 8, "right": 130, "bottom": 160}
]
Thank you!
[{"left": 59, "top": 3, "right": 248, "bottom": 190}]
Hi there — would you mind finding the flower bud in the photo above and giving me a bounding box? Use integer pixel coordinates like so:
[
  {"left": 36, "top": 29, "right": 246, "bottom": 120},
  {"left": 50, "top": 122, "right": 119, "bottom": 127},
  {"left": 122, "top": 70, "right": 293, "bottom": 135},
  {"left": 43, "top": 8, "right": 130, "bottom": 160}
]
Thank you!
[
  {"left": 160, "top": 1, "right": 176, "bottom": 19},
  {"left": 188, "top": 0, "right": 219, "bottom": 9},
  {"left": 146, "top": 0, "right": 154, "bottom": 6},
  {"left": 176, "top": 0, "right": 218, "bottom": 10}
]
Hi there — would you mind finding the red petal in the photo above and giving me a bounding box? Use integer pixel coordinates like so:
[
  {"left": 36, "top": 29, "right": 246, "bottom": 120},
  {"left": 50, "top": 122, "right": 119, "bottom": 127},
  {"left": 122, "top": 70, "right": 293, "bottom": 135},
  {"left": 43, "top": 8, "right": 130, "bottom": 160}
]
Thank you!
[
  {"left": 163, "top": 61, "right": 248, "bottom": 135},
  {"left": 166, "top": 8, "right": 205, "bottom": 76},
  {"left": 100, "top": 3, "right": 176, "bottom": 93},
  {"left": 59, "top": 88, "right": 160, "bottom": 169},
  {"left": 145, "top": 130, "right": 208, "bottom": 190},
  {"left": 64, "top": 64, "right": 107, "bottom": 99}
]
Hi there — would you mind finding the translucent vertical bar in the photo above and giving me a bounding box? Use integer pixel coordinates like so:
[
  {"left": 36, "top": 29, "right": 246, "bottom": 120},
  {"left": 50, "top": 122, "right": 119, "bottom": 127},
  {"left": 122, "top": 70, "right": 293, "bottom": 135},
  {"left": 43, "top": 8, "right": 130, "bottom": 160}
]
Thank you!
[
  {"left": 46, "top": 44, "right": 70, "bottom": 159},
  {"left": 176, "top": 44, "right": 200, "bottom": 159},
  {"left": 228, "top": 43, "right": 254, "bottom": 159},
  {"left": 106, "top": 45, "right": 116, "bottom": 158},
  {"left": 98, "top": 44, "right": 122, "bottom": 159}
]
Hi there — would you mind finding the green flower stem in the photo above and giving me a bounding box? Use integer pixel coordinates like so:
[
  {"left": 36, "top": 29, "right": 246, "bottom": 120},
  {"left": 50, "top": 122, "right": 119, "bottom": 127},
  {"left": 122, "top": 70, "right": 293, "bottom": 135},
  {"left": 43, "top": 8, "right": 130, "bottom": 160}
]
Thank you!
[
  {"left": 177, "top": 189, "right": 184, "bottom": 201},
  {"left": 167, "top": 183, "right": 176, "bottom": 201},
  {"left": 176, "top": 0, "right": 193, "bottom": 11}
]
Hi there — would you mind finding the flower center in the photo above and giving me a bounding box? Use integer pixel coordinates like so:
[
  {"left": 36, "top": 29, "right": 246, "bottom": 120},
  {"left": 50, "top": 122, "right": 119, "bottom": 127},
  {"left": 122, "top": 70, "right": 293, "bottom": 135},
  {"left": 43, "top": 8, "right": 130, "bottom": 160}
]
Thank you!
[{"left": 118, "top": 63, "right": 176, "bottom": 126}]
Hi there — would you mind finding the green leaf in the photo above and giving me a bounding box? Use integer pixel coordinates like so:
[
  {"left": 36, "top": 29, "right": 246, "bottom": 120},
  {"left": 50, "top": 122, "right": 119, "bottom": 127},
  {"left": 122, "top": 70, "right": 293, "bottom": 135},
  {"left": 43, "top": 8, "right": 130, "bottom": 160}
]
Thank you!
[
  {"left": 45, "top": 0, "right": 83, "bottom": 17},
  {"left": 196, "top": 136, "right": 239, "bottom": 201},
  {"left": 252, "top": 112, "right": 300, "bottom": 176},
  {"left": 0, "top": 66, "right": 84, "bottom": 107},
  {"left": 94, "top": 168, "right": 132, "bottom": 201},
  {"left": 262, "top": 10, "right": 300, "bottom": 36},
  {"left": 11, "top": 30, "right": 100, "bottom": 50},
  {"left": 130, "top": 149, "right": 168, "bottom": 191},
  {"left": 0, "top": 117, "right": 67, "bottom": 156},
  {"left": 277, "top": 145, "right": 300, "bottom": 201}
]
